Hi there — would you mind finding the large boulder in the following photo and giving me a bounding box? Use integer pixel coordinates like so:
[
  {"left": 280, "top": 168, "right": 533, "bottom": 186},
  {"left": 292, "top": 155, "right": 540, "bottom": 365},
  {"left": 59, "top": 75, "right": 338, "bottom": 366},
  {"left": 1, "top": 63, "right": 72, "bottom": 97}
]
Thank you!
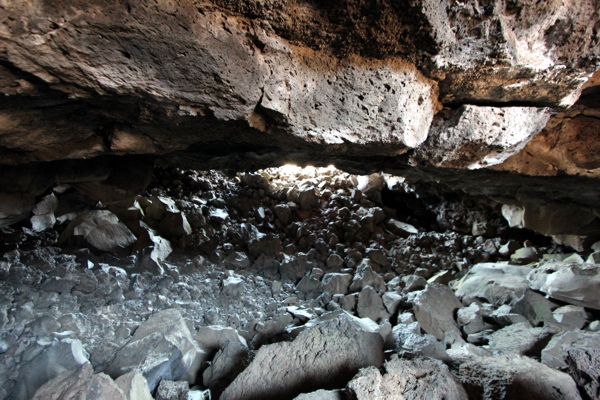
[
  {"left": 458, "top": 354, "right": 581, "bottom": 400},
  {"left": 541, "top": 330, "right": 600, "bottom": 370},
  {"left": 528, "top": 261, "right": 600, "bottom": 310},
  {"left": 409, "top": 283, "right": 463, "bottom": 341},
  {"left": 567, "top": 348, "right": 600, "bottom": 400},
  {"left": 220, "top": 312, "right": 383, "bottom": 400},
  {"left": 10, "top": 339, "right": 89, "bottom": 400},
  {"left": 104, "top": 308, "right": 207, "bottom": 393},
  {"left": 33, "top": 363, "right": 126, "bottom": 400},
  {"left": 454, "top": 262, "right": 531, "bottom": 306},
  {"left": 346, "top": 354, "right": 467, "bottom": 400}
]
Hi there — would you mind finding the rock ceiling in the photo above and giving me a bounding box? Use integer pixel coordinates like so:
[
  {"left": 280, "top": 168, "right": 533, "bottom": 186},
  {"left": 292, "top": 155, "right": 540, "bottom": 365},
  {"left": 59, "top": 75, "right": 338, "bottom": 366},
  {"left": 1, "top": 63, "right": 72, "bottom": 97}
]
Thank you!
[{"left": 1, "top": 0, "right": 600, "bottom": 234}]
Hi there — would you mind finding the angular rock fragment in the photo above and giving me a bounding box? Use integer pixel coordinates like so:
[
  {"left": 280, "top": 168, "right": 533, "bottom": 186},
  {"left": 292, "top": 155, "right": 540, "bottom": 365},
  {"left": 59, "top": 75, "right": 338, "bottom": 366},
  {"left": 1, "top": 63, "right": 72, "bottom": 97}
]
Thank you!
[
  {"left": 346, "top": 354, "right": 467, "bottom": 400},
  {"left": 385, "top": 219, "right": 418, "bottom": 237},
  {"left": 455, "top": 262, "right": 531, "bottom": 306},
  {"left": 528, "top": 261, "right": 600, "bottom": 310},
  {"left": 105, "top": 308, "right": 207, "bottom": 392},
  {"left": 349, "top": 263, "right": 386, "bottom": 293},
  {"left": 553, "top": 305, "right": 588, "bottom": 329},
  {"left": 410, "top": 283, "right": 462, "bottom": 340},
  {"left": 542, "top": 330, "right": 600, "bottom": 369},
  {"left": 395, "top": 322, "right": 451, "bottom": 362},
  {"left": 511, "top": 288, "right": 557, "bottom": 327},
  {"left": 566, "top": 348, "right": 600, "bottom": 400},
  {"left": 202, "top": 340, "right": 250, "bottom": 398},
  {"left": 11, "top": 338, "right": 89, "bottom": 400},
  {"left": 459, "top": 354, "right": 582, "bottom": 400},
  {"left": 33, "top": 362, "right": 126, "bottom": 400},
  {"left": 293, "top": 389, "right": 345, "bottom": 400},
  {"left": 114, "top": 369, "right": 153, "bottom": 400},
  {"left": 487, "top": 323, "right": 552, "bottom": 357},
  {"left": 195, "top": 325, "right": 247, "bottom": 357},
  {"left": 59, "top": 210, "right": 137, "bottom": 253},
  {"left": 155, "top": 380, "right": 189, "bottom": 400},
  {"left": 357, "top": 285, "right": 390, "bottom": 323},
  {"left": 220, "top": 312, "right": 383, "bottom": 400},
  {"left": 321, "top": 273, "right": 352, "bottom": 295}
]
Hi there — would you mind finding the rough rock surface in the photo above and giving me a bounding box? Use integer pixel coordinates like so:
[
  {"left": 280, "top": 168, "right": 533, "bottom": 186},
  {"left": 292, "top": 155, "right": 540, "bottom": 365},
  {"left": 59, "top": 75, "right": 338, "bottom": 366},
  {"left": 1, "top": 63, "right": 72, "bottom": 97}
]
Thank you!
[
  {"left": 410, "top": 283, "right": 462, "bottom": 340},
  {"left": 346, "top": 354, "right": 467, "bottom": 400},
  {"left": 455, "top": 262, "right": 531, "bottom": 306},
  {"left": 458, "top": 354, "right": 582, "bottom": 400},
  {"left": 32, "top": 362, "right": 126, "bottom": 400},
  {"left": 104, "top": 308, "right": 207, "bottom": 392},
  {"left": 220, "top": 313, "right": 383, "bottom": 400},
  {"left": 528, "top": 262, "right": 600, "bottom": 310}
]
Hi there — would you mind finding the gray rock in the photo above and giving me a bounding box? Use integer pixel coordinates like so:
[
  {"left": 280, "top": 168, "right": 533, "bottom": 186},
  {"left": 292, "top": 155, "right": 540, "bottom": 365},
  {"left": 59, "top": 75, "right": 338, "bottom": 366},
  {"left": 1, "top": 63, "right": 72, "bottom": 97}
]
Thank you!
[
  {"left": 454, "top": 262, "right": 531, "bottom": 306},
  {"left": 447, "top": 343, "right": 492, "bottom": 364},
  {"left": 59, "top": 210, "right": 137, "bottom": 253},
  {"left": 528, "top": 261, "right": 600, "bottom": 310},
  {"left": 105, "top": 308, "right": 207, "bottom": 392},
  {"left": 202, "top": 340, "right": 250, "bottom": 399},
  {"left": 279, "top": 254, "right": 310, "bottom": 284},
  {"left": 133, "top": 222, "right": 173, "bottom": 275},
  {"left": 349, "top": 263, "right": 386, "bottom": 293},
  {"left": 381, "top": 292, "right": 403, "bottom": 315},
  {"left": 491, "top": 304, "right": 531, "bottom": 327},
  {"left": 488, "top": 323, "right": 552, "bottom": 357},
  {"left": 357, "top": 285, "right": 390, "bottom": 323},
  {"left": 395, "top": 322, "right": 451, "bottom": 362},
  {"left": 402, "top": 274, "right": 427, "bottom": 293},
  {"left": 321, "top": 273, "right": 352, "bottom": 295},
  {"left": 223, "top": 251, "right": 250, "bottom": 270},
  {"left": 385, "top": 219, "right": 418, "bottom": 237},
  {"left": 11, "top": 338, "right": 89, "bottom": 400},
  {"left": 542, "top": 330, "right": 600, "bottom": 369},
  {"left": 325, "top": 254, "right": 344, "bottom": 270},
  {"left": 296, "top": 275, "right": 322, "bottom": 300},
  {"left": 511, "top": 288, "right": 557, "bottom": 327},
  {"left": 31, "top": 213, "right": 56, "bottom": 232},
  {"left": 33, "top": 362, "right": 126, "bottom": 400},
  {"left": 510, "top": 246, "right": 540, "bottom": 265},
  {"left": 293, "top": 389, "right": 345, "bottom": 400},
  {"left": 274, "top": 204, "right": 292, "bottom": 226},
  {"left": 466, "top": 329, "right": 495, "bottom": 345},
  {"left": 158, "top": 212, "right": 192, "bottom": 241},
  {"left": 296, "top": 187, "right": 320, "bottom": 210},
  {"left": 195, "top": 325, "right": 247, "bottom": 356},
  {"left": 220, "top": 312, "right": 383, "bottom": 400},
  {"left": 114, "top": 369, "right": 153, "bottom": 400},
  {"left": 155, "top": 380, "right": 188, "bottom": 400},
  {"left": 248, "top": 233, "right": 283, "bottom": 258},
  {"left": 553, "top": 305, "right": 588, "bottom": 329},
  {"left": 146, "top": 196, "right": 180, "bottom": 220},
  {"left": 222, "top": 276, "right": 245, "bottom": 296},
  {"left": 457, "top": 354, "right": 581, "bottom": 400},
  {"left": 566, "top": 348, "right": 600, "bottom": 400},
  {"left": 457, "top": 303, "right": 489, "bottom": 335},
  {"left": 346, "top": 354, "right": 467, "bottom": 400},
  {"left": 410, "top": 283, "right": 462, "bottom": 340}
]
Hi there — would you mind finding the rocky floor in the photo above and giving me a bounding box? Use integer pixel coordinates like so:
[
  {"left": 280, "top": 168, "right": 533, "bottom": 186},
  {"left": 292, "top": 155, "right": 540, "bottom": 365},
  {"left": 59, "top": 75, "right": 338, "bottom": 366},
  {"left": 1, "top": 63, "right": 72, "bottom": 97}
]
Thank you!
[{"left": 0, "top": 166, "right": 599, "bottom": 400}]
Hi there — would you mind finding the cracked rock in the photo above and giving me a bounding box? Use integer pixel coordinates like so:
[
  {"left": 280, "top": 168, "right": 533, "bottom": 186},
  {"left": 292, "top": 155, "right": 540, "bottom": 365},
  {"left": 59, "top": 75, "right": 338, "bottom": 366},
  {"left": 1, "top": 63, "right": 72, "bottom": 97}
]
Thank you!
[{"left": 220, "top": 312, "right": 383, "bottom": 400}]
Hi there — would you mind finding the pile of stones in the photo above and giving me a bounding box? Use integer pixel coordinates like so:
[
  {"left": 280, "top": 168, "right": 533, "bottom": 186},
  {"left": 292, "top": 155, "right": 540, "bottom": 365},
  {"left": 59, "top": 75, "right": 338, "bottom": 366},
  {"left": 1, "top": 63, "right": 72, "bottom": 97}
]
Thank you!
[{"left": 0, "top": 165, "right": 598, "bottom": 399}]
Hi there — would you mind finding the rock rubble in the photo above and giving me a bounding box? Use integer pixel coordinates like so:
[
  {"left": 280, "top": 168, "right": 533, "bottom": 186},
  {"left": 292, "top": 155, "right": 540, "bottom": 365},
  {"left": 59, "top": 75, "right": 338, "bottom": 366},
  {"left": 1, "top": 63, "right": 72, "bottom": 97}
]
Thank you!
[{"left": 0, "top": 165, "right": 599, "bottom": 399}]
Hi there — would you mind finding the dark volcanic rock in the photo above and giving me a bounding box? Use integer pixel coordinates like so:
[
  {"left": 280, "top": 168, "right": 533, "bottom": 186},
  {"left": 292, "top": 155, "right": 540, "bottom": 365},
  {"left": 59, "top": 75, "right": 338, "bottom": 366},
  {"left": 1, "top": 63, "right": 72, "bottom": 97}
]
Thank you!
[{"left": 220, "top": 312, "right": 383, "bottom": 400}]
